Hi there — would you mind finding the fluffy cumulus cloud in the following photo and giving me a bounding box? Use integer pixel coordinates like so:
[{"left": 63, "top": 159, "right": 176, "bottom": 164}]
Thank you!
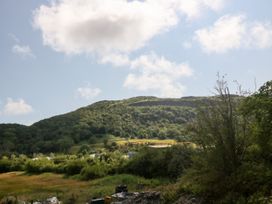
[
  {"left": 76, "top": 86, "right": 101, "bottom": 100},
  {"left": 33, "top": 0, "right": 224, "bottom": 97},
  {"left": 12, "top": 44, "right": 35, "bottom": 59},
  {"left": 33, "top": 0, "right": 225, "bottom": 55},
  {"left": 195, "top": 14, "right": 272, "bottom": 53},
  {"left": 3, "top": 98, "right": 33, "bottom": 116},
  {"left": 250, "top": 22, "right": 272, "bottom": 49},
  {"left": 99, "top": 52, "right": 194, "bottom": 97},
  {"left": 123, "top": 53, "right": 193, "bottom": 97}
]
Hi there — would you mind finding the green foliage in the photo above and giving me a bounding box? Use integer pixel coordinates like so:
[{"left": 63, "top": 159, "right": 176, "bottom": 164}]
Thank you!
[
  {"left": 86, "top": 173, "right": 162, "bottom": 198},
  {"left": 64, "top": 160, "right": 87, "bottom": 176},
  {"left": 0, "top": 150, "right": 128, "bottom": 180},
  {"left": 182, "top": 81, "right": 249, "bottom": 201},
  {"left": 123, "top": 148, "right": 165, "bottom": 178},
  {"left": 0, "top": 159, "right": 12, "bottom": 173},
  {"left": 77, "top": 144, "right": 91, "bottom": 155},
  {"left": 80, "top": 163, "right": 108, "bottom": 180},
  {"left": 123, "top": 145, "right": 194, "bottom": 179},
  {"left": 1, "top": 82, "right": 272, "bottom": 203},
  {"left": 0, "top": 155, "right": 27, "bottom": 173},
  {"left": 160, "top": 183, "right": 181, "bottom": 204},
  {"left": 241, "top": 80, "right": 272, "bottom": 161},
  {"left": 0, "top": 96, "right": 205, "bottom": 155},
  {"left": 25, "top": 158, "right": 56, "bottom": 173},
  {"left": 180, "top": 79, "right": 272, "bottom": 203}
]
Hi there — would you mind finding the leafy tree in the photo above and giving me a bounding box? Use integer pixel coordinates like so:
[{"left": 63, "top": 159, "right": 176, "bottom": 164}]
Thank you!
[
  {"left": 65, "top": 160, "right": 86, "bottom": 176},
  {"left": 123, "top": 145, "right": 193, "bottom": 179},
  {"left": 165, "top": 145, "right": 193, "bottom": 179},
  {"left": 184, "top": 77, "right": 251, "bottom": 200},
  {"left": 78, "top": 144, "right": 91, "bottom": 155},
  {"left": 57, "top": 137, "right": 74, "bottom": 153},
  {"left": 242, "top": 80, "right": 272, "bottom": 161}
]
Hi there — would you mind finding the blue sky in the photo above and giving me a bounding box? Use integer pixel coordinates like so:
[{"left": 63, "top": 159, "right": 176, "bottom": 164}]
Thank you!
[{"left": 0, "top": 0, "right": 272, "bottom": 125}]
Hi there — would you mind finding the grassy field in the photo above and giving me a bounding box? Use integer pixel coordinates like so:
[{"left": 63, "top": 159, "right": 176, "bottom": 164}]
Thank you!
[
  {"left": 70, "top": 137, "right": 195, "bottom": 153},
  {"left": 114, "top": 138, "right": 177, "bottom": 146},
  {"left": 114, "top": 138, "right": 196, "bottom": 149},
  {"left": 0, "top": 172, "right": 162, "bottom": 203}
]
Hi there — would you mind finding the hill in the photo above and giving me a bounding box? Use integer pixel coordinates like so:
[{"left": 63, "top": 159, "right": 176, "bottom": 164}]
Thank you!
[{"left": 0, "top": 96, "right": 211, "bottom": 154}]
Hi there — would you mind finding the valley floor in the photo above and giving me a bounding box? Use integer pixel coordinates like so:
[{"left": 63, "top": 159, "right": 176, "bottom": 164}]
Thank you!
[{"left": 0, "top": 172, "right": 161, "bottom": 203}]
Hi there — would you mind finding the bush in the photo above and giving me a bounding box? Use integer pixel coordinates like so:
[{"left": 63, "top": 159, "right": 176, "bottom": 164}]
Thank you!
[
  {"left": 65, "top": 160, "right": 86, "bottom": 176},
  {"left": 161, "top": 184, "right": 181, "bottom": 204},
  {"left": 0, "top": 159, "right": 11, "bottom": 173},
  {"left": 165, "top": 145, "right": 194, "bottom": 179},
  {"left": 25, "top": 159, "right": 56, "bottom": 173},
  {"left": 80, "top": 163, "right": 108, "bottom": 180},
  {"left": 123, "top": 145, "right": 194, "bottom": 179}
]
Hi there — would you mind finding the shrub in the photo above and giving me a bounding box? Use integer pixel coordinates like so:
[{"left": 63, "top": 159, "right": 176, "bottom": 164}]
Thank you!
[
  {"left": 0, "top": 159, "right": 11, "bottom": 173},
  {"left": 123, "top": 145, "right": 194, "bottom": 179},
  {"left": 65, "top": 160, "right": 86, "bottom": 176},
  {"left": 80, "top": 163, "right": 108, "bottom": 180},
  {"left": 25, "top": 158, "right": 56, "bottom": 173}
]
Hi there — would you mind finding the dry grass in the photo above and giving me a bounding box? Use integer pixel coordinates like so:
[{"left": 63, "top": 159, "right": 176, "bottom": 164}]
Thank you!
[
  {"left": 115, "top": 138, "right": 197, "bottom": 148},
  {"left": 0, "top": 172, "right": 90, "bottom": 202},
  {"left": 115, "top": 138, "right": 177, "bottom": 146},
  {"left": 0, "top": 172, "right": 162, "bottom": 203}
]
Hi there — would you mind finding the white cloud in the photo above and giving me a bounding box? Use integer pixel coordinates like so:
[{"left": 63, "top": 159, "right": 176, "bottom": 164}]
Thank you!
[
  {"left": 33, "top": 0, "right": 177, "bottom": 55},
  {"left": 174, "top": 0, "right": 225, "bottom": 19},
  {"left": 3, "top": 98, "right": 33, "bottom": 116},
  {"left": 12, "top": 44, "right": 35, "bottom": 59},
  {"left": 250, "top": 22, "right": 272, "bottom": 49},
  {"left": 33, "top": 0, "right": 225, "bottom": 55},
  {"left": 99, "top": 52, "right": 194, "bottom": 98},
  {"left": 76, "top": 86, "right": 101, "bottom": 100},
  {"left": 195, "top": 14, "right": 246, "bottom": 53},
  {"left": 99, "top": 53, "right": 130, "bottom": 67},
  {"left": 123, "top": 53, "right": 193, "bottom": 98},
  {"left": 203, "top": 0, "right": 225, "bottom": 11},
  {"left": 195, "top": 14, "right": 272, "bottom": 53}
]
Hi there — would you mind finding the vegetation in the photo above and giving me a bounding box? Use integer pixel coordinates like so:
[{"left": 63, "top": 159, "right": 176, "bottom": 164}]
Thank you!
[
  {"left": 0, "top": 79, "right": 271, "bottom": 203},
  {"left": 0, "top": 96, "right": 209, "bottom": 155},
  {"left": 0, "top": 144, "right": 193, "bottom": 181},
  {"left": 0, "top": 172, "right": 161, "bottom": 203},
  {"left": 122, "top": 145, "right": 194, "bottom": 179},
  {"left": 179, "top": 79, "right": 272, "bottom": 203},
  {"left": 115, "top": 138, "right": 177, "bottom": 146},
  {"left": 0, "top": 145, "right": 192, "bottom": 202}
]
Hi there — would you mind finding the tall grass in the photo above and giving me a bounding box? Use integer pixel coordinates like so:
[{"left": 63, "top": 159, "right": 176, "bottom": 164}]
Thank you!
[{"left": 0, "top": 172, "right": 164, "bottom": 203}]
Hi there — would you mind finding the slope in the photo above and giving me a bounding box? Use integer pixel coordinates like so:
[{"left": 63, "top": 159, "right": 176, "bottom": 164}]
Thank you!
[{"left": 0, "top": 96, "right": 210, "bottom": 154}]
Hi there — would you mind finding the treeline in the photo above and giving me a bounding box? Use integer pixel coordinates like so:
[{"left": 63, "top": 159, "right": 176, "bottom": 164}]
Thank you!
[
  {"left": 0, "top": 97, "right": 204, "bottom": 155},
  {"left": 0, "top": 144, "right": 194, "bottom": 181}
]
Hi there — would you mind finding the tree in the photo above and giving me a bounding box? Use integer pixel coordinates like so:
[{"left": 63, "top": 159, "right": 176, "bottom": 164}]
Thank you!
[
  {"left": 184, "top": 77, "right": 251, "bottom": 200},
  {"left": 57, "top": 137, "right": 74, "bottom": 153},
  {"left": 78, "top": 144, "right": 91, "bottom": 155},
  {"left": 241, "top": 80, "right": 272, "bottom": 161}
]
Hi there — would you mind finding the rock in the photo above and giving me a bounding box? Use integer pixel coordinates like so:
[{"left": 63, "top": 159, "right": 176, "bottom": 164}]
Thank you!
[
  {"left": 45, "top": 197, "right": 60, "bottom": 204},
  {"left": 112, "top": 191, "right": 161, "bottom": 204},
  {"left": 173, "top": 194, "right": 202, "bottom": 204}
]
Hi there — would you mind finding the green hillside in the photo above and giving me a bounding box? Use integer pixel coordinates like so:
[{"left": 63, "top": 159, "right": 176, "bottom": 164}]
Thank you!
[{"left": 0, "top": 96, "right": 211, "bottom": 154}]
